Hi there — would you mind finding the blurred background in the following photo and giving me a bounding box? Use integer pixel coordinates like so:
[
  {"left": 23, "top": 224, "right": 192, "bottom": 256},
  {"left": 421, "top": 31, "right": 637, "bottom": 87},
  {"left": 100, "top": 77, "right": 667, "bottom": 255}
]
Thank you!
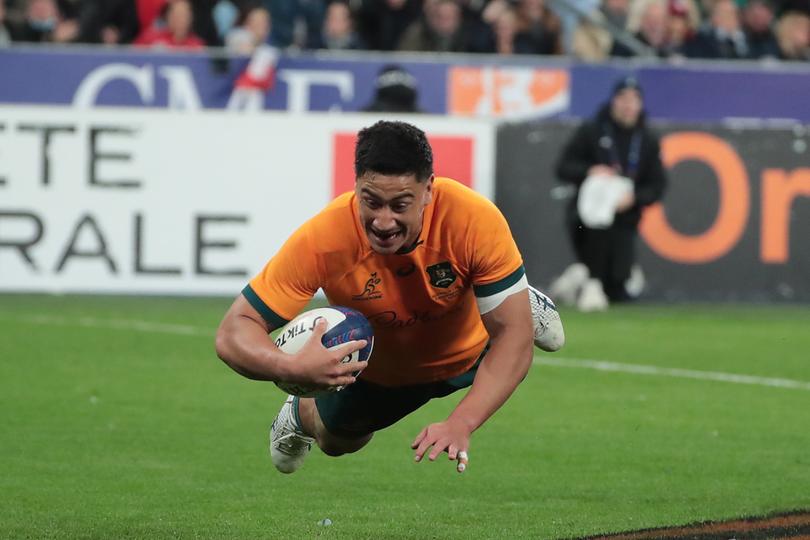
[{"left": 1, "top": 0, "right": 808, "bottom": 303}]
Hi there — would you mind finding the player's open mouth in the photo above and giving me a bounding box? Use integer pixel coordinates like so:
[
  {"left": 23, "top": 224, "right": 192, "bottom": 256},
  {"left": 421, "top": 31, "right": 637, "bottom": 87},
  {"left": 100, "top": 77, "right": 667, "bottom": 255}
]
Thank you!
[{"left": 369, "top": 228, "right": 402, "bottom": 244}]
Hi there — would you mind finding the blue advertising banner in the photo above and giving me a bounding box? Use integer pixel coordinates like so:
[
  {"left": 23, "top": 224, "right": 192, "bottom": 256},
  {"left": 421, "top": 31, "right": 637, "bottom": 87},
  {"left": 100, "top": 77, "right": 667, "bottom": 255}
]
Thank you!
[
  {"left": 568, "top": 63, "right": 810, "bottom": 122},
  {"left": 1, "top": 47, "right": 809, "bottom": 122},
  {"left": 0, "top": 47, "right": 449, "bottom": 113}
]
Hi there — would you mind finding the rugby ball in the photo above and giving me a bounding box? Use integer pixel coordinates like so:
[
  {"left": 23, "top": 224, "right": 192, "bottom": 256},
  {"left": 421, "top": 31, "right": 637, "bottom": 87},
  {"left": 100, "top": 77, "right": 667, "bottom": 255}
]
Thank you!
[{"left": 273, "top": 306, "right": 374, "bottom": 397}]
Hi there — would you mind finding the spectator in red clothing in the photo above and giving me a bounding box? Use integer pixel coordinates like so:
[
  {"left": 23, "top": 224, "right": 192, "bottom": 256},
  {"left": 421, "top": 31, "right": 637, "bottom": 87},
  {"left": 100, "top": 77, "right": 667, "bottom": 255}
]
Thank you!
[
  {"left": 134, "top": 0, "right": 205, "bottom": 49},
  {"left": 136, "top": 0, "right": 166, "bottom": 32}
]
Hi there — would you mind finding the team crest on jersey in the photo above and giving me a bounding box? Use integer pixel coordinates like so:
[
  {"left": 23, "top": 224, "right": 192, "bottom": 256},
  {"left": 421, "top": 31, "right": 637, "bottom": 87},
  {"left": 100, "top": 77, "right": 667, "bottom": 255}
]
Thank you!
[
  {"left": 426, "top": 262, "right": 456, "bottom": 289},
  {"left": 352, "top": 272, "right": 383, "bottom": 300}
]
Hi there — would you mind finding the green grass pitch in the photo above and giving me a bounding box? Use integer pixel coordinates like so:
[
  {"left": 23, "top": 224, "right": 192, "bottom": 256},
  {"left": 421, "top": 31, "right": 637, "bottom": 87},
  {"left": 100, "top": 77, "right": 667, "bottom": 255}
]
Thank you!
[{"left": 1, "top": 294, "right": 809, "bottom": 539}]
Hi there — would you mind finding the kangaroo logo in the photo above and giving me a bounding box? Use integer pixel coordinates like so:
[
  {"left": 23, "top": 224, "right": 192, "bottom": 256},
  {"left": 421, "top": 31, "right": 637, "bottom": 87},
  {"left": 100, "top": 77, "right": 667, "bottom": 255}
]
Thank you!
[{"left": 352, "top": 272, "right": 383, "bottom": 300}]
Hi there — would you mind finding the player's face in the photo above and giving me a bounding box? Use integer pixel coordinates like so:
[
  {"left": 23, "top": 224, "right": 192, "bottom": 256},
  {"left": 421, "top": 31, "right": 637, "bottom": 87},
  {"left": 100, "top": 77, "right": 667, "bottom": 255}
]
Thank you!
[{"left": 355, "top": 172, "right": 434, "bottom": 254}]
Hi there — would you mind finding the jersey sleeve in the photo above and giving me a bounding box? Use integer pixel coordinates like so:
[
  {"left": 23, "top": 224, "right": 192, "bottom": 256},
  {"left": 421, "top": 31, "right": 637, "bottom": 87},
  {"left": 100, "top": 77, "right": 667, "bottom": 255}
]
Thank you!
[
  {"left": 467, "top": 200, "right": 527, "bottom": 314},
  {"left": 243, "top": 220, "right": 322, "bottom": 329}
]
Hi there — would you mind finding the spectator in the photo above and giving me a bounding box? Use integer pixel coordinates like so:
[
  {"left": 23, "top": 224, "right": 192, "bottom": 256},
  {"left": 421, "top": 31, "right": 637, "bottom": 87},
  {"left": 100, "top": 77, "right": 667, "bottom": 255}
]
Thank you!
[
  {"left": 490, "top": 6, "right": 520, "bottom": 54},
  {"left": 666, "top": 0, "right": 696, "bottom": 54},
  {"left": 551, "top": 77, "right": 667, "bottom": 311},
  {"left": 513, "top": 0, "right": 562, "bottom": 55},
  {"left": 77, "top": 0, "right": 140, "bottom": 45},
  {"left": 742, "top": 0, "right": 779, "bottom": 58},
  {"left": 357, "top": 0, "right": 421, "bottom": 51},
  {"left": 361, "top": 64, "right": 422, "bottom": 112},
  {"left": 571, "top": 0, "right": 630, "bottom": 61},
  {"left": 8, "top": 0, "right": 79, "bottom": 43},
  {"left": 548, "top": 0, "right": 597, "bottom": 54},
  {"left": 132, "top": 0, "right": 220, "bottom": 46},
  {"left": 135, "top": 0, "right": 167, "bottom": 32},
  {"left": 262, "top": 0, "right": 325, "bottom": 49},
  {"left": 226, "top": 4, "right": 272, "bottom": 54},
  {"left": 397, "top": 0, "right": 469, "bottom": 52},
  {"left": 775, "top": 11, "right": 810, "bottom": 60},
  {"left": 315, "top": 1, "right": 365, "bottom": 50},
  {"left": 611, "top": 0, "right": 671, "bottom": 57},
  {"left": 212, "top": 0, "right": 240, "bottom": 40},
  {"left": 683, "top": 0, "right": 749, "bottom": 58},
  {"left": 0, "top": 1, "right": 11, "bottom": 47},
  {"left": 134, "top": 0, "right": 205, "bottom": 49}
]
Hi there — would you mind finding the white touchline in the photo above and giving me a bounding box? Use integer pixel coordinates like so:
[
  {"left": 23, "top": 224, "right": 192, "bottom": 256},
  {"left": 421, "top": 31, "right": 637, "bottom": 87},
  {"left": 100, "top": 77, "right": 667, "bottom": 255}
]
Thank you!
[
  {"left": 6, "top": 313, "right": 810, "bottom": 392},
  {"left": 535, "top": 356, "right": 810, "bottom": 391}
]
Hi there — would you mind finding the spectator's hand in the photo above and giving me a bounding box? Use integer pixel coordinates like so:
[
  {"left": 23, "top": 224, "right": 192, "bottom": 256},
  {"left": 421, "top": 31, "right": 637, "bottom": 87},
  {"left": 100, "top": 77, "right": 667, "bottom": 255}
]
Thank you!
[
  {"left": 53, "top": 20, "right": 79, "bottom": 43},
  {"left": 281, "top": 319, "right": 368, "bottom": 390},
  {"left": 616, "top": 192, "right": 635, "bottom": 212},
  {"left": 587, "top": 165, "right": 617, "bottom": 177}
]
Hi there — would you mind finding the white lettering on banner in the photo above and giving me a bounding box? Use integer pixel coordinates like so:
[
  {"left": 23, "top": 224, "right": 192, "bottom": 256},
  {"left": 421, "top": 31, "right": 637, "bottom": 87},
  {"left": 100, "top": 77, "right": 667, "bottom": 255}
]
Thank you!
[
  {"left": 158, "top": 66, "right": 203, "bottom": 109},
  {"left": 0, "top": 106, "right": 494, "bottom": 294},
  {"left": 74, "top": 63, "right": 155, "bottom": 107},
  {"left": 73, "top": 64, "right": 202, "bottom": 110},
  {"left": 278, "top": 70, "right": 354, "bottom": 112},
  {"left": 73, "top": 63, "right": 354, "bottom": 112}
]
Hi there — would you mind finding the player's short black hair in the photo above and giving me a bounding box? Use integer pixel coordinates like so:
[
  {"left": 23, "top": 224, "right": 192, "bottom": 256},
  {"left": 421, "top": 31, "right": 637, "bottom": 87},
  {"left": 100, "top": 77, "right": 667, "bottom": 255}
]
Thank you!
[{"left": 354, "top": 121, "right": 433, "bottom": 182}]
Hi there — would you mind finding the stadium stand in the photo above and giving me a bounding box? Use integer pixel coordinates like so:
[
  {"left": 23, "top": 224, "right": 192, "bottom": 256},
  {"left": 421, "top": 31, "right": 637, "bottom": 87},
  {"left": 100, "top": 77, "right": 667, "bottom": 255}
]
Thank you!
[{"left": 1, "top": 0, "right": 808, "bottom": 60}]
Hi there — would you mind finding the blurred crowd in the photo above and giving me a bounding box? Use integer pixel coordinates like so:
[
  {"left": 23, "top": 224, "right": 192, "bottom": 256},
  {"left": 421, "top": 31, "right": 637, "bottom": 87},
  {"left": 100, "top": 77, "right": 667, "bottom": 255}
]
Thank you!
[{"left": 0, "top": 0, "right": 808, "bottom": 61}]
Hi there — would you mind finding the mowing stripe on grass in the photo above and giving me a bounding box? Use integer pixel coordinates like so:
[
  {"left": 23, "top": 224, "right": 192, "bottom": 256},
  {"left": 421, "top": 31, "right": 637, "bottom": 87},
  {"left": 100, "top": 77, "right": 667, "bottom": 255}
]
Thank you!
[
  {"left": 6, "top": 313, "right": 810, "bottom": 392},
  {"left": 7, "top": 314, "right": 212, "bottom": 337},
  {"left": 536, "top": 357, "right": 810, "bottom": 391}
]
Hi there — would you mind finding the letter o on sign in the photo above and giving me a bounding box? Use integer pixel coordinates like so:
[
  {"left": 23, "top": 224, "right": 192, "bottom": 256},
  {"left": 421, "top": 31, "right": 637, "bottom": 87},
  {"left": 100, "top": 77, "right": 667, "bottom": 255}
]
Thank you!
[{"left": 640, "top": 132, "right": 749, "bottom": 264}]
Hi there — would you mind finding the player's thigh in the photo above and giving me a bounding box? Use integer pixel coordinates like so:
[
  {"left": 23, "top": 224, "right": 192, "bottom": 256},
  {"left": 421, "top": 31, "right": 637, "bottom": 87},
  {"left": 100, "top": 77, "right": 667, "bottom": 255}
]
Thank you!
[
  {"left": 314, "top": 351, "right": 487, "bottom": 441},
  {"left": 314, "top": 378, "right": 436, "bottom": 440}
]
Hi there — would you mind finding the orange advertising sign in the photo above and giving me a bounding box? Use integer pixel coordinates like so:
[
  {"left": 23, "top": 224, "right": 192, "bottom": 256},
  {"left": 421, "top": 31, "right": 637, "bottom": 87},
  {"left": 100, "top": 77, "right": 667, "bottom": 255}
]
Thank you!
[{"left": 449, "top": 67, "right": 569, "bottom": 118}]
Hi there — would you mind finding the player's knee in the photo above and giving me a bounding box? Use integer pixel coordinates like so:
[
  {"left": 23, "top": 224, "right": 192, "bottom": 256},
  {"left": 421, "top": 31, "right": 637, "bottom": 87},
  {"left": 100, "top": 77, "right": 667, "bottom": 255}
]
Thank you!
[{"left": 318, "top": 433, "right": 372, "bottom": 457}]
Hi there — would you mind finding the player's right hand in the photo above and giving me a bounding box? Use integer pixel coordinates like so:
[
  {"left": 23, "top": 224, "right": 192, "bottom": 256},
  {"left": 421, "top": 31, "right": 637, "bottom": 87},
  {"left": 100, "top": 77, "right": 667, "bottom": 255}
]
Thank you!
[{"left": 282, "top": 319, "right": 368, "bottom": 390}]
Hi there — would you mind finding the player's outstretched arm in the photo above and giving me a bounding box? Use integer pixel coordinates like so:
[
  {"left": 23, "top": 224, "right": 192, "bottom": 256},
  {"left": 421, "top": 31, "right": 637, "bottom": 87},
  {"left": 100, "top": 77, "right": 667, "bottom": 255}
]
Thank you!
[
  {"left": 215, "top": 295, "right": 367, "bottom": 388},
  {"left": 412, "top": 289, "right": 534, "bottom": 473}
]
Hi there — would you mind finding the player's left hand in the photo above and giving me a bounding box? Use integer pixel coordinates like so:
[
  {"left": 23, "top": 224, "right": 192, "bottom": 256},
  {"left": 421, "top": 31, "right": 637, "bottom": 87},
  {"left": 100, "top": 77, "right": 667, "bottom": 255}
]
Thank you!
[{"left": 411, "top": 419, "right": 471, "bottom": 473}]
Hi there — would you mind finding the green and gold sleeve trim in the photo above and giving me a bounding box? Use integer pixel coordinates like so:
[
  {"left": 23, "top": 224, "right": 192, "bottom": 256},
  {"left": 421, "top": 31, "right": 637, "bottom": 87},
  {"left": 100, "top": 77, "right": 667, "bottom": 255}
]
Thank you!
[
  {"left": 242, "top": 285, "right": 289, "bottom": 329},
  {"left": 473, "top": 265, "right": 526, "bottom": 298}
]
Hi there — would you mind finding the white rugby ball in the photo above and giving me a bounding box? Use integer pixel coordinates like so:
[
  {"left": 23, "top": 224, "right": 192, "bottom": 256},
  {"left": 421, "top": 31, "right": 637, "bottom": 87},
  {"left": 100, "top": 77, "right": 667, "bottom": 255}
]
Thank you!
[{"left": 273, "top": 306, "right": 374, "bottom": 397}]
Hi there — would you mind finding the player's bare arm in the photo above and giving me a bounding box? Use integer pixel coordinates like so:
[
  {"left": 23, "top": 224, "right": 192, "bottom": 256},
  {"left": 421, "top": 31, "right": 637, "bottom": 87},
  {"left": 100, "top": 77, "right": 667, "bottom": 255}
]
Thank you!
[
  {"left": 215, "top": 295, "right": 367, "bottom": 389},
  {"left": 411, "top": 288, "right": 534, "bottom": 472}
]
